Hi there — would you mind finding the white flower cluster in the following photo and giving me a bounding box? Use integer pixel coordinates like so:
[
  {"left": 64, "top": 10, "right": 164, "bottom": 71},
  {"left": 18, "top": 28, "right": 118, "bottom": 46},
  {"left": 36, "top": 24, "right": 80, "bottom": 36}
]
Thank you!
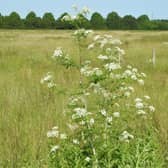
[
  {"left": 72, "top": 107, "right": 90, "bottom": 119},
  {"left": 119, "top": 131, "right": 134, "bottom": 143},
  {"left": 40, "top": 72, "right": 56, "bottom": 88},
  {"left": 52, "top": 47, "right": 63, "bottom": 59},
  {"left": 81, "top": 65, "right": 103, "bottom": 77},
  {"left": 134, "top": 96, "right": 155, "bottom": 116},
  {"left": 73, "top": 29, "right": 93, "bottom": 40},
  {"left": 123, "top": 65, "right": 146, "bottom": 85},
  {"left": 88, "top": 34, "right": 122, "bottom": 49}
]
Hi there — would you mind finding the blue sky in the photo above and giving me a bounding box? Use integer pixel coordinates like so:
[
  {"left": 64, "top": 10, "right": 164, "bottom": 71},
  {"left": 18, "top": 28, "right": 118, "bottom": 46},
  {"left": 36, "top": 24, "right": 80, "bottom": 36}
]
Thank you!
[{"left": 0, "top": 0, "right": 167, "bottom": 19}]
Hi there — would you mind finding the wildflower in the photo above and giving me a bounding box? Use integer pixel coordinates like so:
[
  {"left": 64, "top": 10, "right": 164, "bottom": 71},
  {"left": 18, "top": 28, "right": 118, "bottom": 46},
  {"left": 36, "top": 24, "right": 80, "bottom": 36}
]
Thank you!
[
  {"left": 149, "top": 105, "right": 155, "bottom": 112},
  {"left": 141, "top": 72, "right": 147, "bottom": 78},
  {"left": 135, "top": 98, "right": 142, "bottom": 102},
  {"left": 128, "top": 86, "right": 134, "bottom": 92},
  {"left": 135, "top": 102, "right": 144, "bottom": 109},
  {"left": 89, "top": 118, "right": 95, "bottom": 125},
  {"left": 60, "top": 133, "right": 67, "bottom": 140},
  {"left": 104, "top": 63, "right": 121, "bottom": 71},
  {"left": 115, "top": 46, "right": 125, "bottom": 55},
  {"left": 81, "top": 6, "right": 90, "bottom": 15},
  {"left": 98, "top": 54, "right": 108, "bottom": 60},
  {"left": 138, "top": 79, "right": 144, "bottom": 85},
  {"left": 124, "top": 91, "right": 131, "bottom": 97},
  {"left": 119, "top": 131, "right": 134, "bottom": 142},
  {"left": 50, "top": 145, "right": 59, "bottom": 153},
  {"left": 113, "top": 112, "right": 120, "bottom": 118},
  {"left": 73, "top": 108, "right": 88, "bottom": 118},
  {"left": 131, "top": 74, "right": 137, "bottom": 80},
  {"left": 73, "top": 139, "right": 80, "bottom": 145},
  {"left": 47, "top": 128, "right": 59, "bottom": 138},
  {"left": 137, "top": 110, "right": 146, "bottom": 115},
  {"left": 94, "top": 35, "right": 101, "bottom": 41},
  {"left": 62, "top": 15, "right": 71, "bottom": 22},
  {"left": 40, "top": 72, "right": 53, "bottom": 84},
  {"left": 106, "top": 116, "right": 113, "bottom": 124},
  {"left": 52, "top": 48, "right": 63, "bottom": 58},
  {"left": 88, "top": 43, "right": 95, "bottom": 50},
  {"left": 111, "top": 39, "right": 122, "bottom": 45},
  {"left": 85, "top": 157, "right": 91, "bottom": 162},
  {"left": 144, "top": 95, "right": 150, "bottom": 100},
  {"left": 47, "top": 82, "right": 56, "bottom": 88},
  {"left": 100, "top": 109, "right": 107, "bottom": 116}
]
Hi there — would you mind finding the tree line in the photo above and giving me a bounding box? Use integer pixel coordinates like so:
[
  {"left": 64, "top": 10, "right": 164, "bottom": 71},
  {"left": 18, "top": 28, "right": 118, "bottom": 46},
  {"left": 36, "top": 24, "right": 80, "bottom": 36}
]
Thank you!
[{"left": 0, "top": 11, "right": 168, "bottom": 30}]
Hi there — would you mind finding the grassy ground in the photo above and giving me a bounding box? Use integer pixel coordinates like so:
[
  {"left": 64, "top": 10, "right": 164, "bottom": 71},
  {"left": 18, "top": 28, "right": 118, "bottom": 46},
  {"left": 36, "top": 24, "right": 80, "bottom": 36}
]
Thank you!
[{"left": 0, "top": 29, "right": 168, "bottom": 167}]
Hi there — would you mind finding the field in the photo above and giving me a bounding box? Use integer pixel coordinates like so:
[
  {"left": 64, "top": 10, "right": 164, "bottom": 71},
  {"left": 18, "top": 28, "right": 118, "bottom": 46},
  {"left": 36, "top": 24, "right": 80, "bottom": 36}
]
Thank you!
[{"left": 0, "top": 29, "right": 168, "bottom": 167}]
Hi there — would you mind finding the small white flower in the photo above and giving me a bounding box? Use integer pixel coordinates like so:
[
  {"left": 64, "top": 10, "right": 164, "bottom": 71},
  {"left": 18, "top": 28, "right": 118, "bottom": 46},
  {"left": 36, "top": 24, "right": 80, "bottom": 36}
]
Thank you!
[
  {"left": 144, "top": 95, "right": 150, "bottom": 100},
  {"left": 73, "top": 139, "right": 79, "bottom": 145},
  {"left": 62, "top": 15, "right": 72, "bottom": 22},
  {"left": 82, "top": 6, "right": 90, "bottom": 15},
  {"left": 47, "top": 82, "right": 56, "bottom": 88},
  {"left": 50, "top": 145, "right": 59, "bottom": 153},
  {"left": 131, "top": 75, "right": 137, "bottom": 80},
  {"left": 119, "top": 131, "right": 134, "bottom": 142},
  {"left": 137, "top": 110, "right": 146, "bottom": 115},
  {"left": 135, "top": 98, "right": 142, "bottom": 102},
  {"left": 104, "top": 63, "right": 121, "bottom": 71},
  {"left": 60, "top": 133, "right": 67, "bottom": 140},
  {"left": 141, "top": 72, "right": 147, "bottom": 78},
  {"left": 135, "top": 102, "right": 144, "bottom": 109},
  {"left": 89, "top": 118, "right": 95, "bottom": 125},
  {"left": 115, "top": 46, "right": 125, "bottom": 55},
  {"left": 132, "top": 68, "right": 138, "bottom": 73},
  {"left": 128, "top": 86, "right": 134, "bottom": 92},
  {"left": 98, "top": 54, "right": 108, "bottom": 60},
  {"left": 113, "top": 112, "right": 120, "bottom": 118},
  {"left": 138, "top": 79, "right": 144, "bottom": 85},
  {"left": 85, "top": 157, "right": 91, "bottom": 162},
  {"left": 47, "top": 130, "right": 59, "bottom": 138},
  {"left": 100, "top": 109, "right": 107, "bottom": 116},
  {"left": 106, "top": 116, "right": 113, "bottom": 124},
  {"left": 124, "top": 91, "right": 131, "bottom": 97},
  {"left": 94, "top": 35, "right": 101, "bottom": 41},
  {"left": 52, "top": 48, "right": 63, "bottom": 58},
  {"left": 149, "top": 106, "right": 155, "bottom": 112},
  {"left": 88, "top": 43, "right": 95, "bottom": 50}
]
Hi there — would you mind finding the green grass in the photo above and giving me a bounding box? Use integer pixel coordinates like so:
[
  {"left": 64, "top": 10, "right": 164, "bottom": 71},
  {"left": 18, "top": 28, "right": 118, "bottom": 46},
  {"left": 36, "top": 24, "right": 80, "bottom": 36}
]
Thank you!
[{"left": 0, "top": 29, "right": 168, "bottom": 167}]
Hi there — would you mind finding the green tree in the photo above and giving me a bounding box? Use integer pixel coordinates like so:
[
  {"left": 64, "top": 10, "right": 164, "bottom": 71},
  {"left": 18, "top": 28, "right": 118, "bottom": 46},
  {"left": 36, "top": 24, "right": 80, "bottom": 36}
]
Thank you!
[
  {"left": 90, "top": 12, "right": 106, "bottom": 29},
  {"left": 106, "top": 12, "right": 121, "bottom": 29},
  {"left": 42, "top": 12, "right": 55, "bottom": 29},
  {"left": 25, "top": 11, "right": 41, "bottom": 29},
  {"left": 0, "top": 13, "right": 3, "bottom": 28},
  {"left": 137, "top": 15, "right": 151, "bottom": 30},
  {"left": 7, "top": 12, "right": 22, "bottom": 28},
  {"left": 122, "top": 15, "right": 138, "bottom": 30}
]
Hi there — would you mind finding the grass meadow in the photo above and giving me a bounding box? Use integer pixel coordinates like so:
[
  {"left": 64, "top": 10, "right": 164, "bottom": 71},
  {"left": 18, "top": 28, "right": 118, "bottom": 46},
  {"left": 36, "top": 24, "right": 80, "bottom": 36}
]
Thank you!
[{"left": 0, "top": 29, "right": 168, "bottom": 167}]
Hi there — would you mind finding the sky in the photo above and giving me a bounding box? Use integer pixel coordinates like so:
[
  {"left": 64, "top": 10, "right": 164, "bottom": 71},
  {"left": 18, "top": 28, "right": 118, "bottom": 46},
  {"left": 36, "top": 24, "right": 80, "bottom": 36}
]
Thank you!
[{"left": 0, "top": 0, "right": 167, "bottom": 19}]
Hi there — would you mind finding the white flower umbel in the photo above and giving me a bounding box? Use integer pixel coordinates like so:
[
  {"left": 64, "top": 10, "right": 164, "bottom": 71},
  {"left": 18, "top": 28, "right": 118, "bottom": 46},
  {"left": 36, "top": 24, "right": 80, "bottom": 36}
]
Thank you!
[
  {"left": 98, "top": 54, "right": 109, "bottom": 60},
  {"left": 113, "top": 112, "right": 120, "bottom": 118},
  {"left": 135, "top": 102, "right": 144, "bottom": 109},
  {"left": 100, "top": 109, "right": 107, "bottom": 117},
  {"left": 50, "top": 145, "right": 59, "bottom": 153},
  {"left": 60, "top": 133, "right": 67, "bottom": 140},
  {"left": 47, "top": 127, "right": 59, "bottom": 138},
  {"left": 104, "top": 63, "right": 121, "bottom": 71},
  {"left": 85, "top": 157, "right": 91, "bottom": 162},
  {"left": 149, "top": 105, "right": 155, "bottom": 112},
  {"left": 52, "top": 48, "right": 63, "bottom": 58},
  {"left": 119, "top": 131, "right": 134, "bottom": 143}
]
